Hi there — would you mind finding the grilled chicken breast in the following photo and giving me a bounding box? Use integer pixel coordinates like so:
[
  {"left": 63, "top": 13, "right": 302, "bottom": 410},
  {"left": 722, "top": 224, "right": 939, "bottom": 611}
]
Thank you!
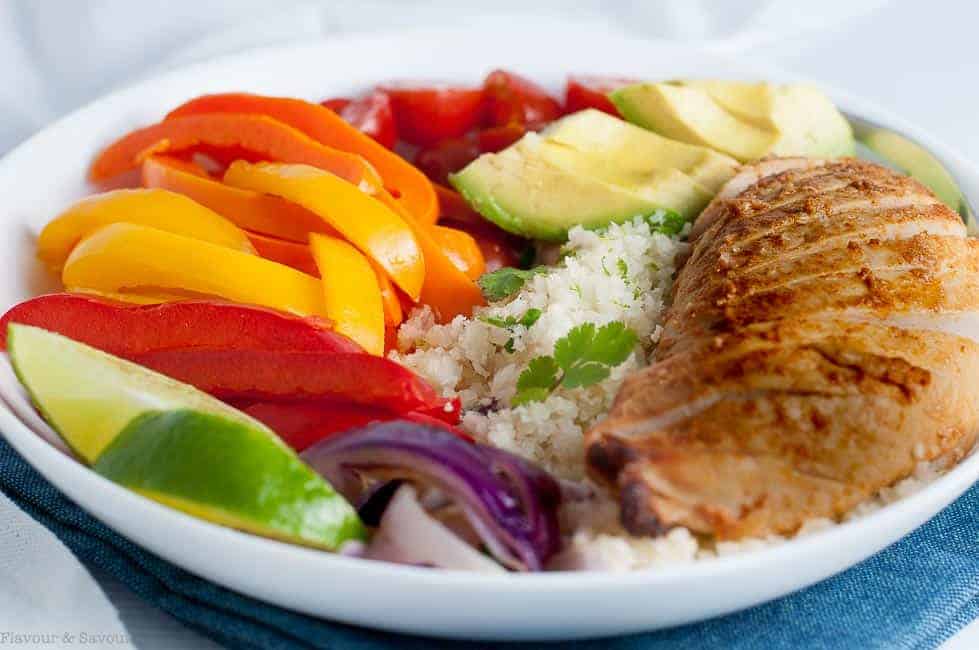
[{"left": 586, "top": 158, "right": 979, "bottom": 540}]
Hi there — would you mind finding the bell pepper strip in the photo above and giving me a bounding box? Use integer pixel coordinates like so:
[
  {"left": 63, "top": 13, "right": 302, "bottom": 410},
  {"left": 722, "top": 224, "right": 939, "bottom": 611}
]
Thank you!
[
  {"left": 88, "top": 113, "right": 386, "bottom": 195},
  {"left": 165, "top": 94, "right": 437, "bottom": 225},
  {"left": 223, "top": 161, "right": 425, "bottom": 301},
  {"left": 62, "top": 223, "right": 328, "bottom": 319},
  {"left": 240, "top": 401, "right": 469, "bottom": 452},
  {"left": 430, "top": 225, "right": 485, "bottom": 281},
  {"left": 0, "top": 294, "right": 361, "bottom": 354},
  {"left": 564, "top": 76, "right": 635, "bottom": 116},
  {"left": 128, "top": 348, "right": 461, "bottom": 421},
  {"left": 37, "top": 188, "right": 256, "bottom": 272},
  {"left": 369, "top": 259, "right": 403, "bottom": 328},
  {"left": 483, "top": 69, "right": 562, "bottom": 129},
  {"left": 334, "top": 91, "right": 398, "bottom": 149},
  {"left": 246, "top": 232, "right": 319, "bottom": 277},
  {"left": 141, "top": 155, "right": 332, "bottom": 242},
  {"left": 377, "top": 83, "right": 484, "bottom": 146},
  {"left": 309, "top": 233, "right": 385, "bottom": 356},
  {"left": 435, "top": 184, "right": 526, "bottom": 272},
  {"left": 414, "top": 124, "right": 526, "bottom": 186}
]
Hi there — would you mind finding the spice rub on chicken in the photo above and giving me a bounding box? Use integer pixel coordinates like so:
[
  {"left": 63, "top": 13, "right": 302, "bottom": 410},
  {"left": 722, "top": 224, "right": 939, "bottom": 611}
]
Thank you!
[{"left": 586, "top": 158, "right": 979, "bottom": 540}]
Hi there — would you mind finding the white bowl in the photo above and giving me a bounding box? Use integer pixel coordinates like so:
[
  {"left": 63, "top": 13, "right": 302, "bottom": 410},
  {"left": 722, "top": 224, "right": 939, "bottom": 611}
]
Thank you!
[{"left": 1, "top": 26, "right": 977, "bottom": 642}]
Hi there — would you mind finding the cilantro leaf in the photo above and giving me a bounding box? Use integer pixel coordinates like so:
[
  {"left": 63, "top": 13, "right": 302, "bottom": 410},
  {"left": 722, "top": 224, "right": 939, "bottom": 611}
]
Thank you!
[
  {"left": 583, "top": 321, "right": 638, "bottom": 366},
  {"left": 511, "top": 387, "right": 552, "bottom": 406},
  {"left": 477, "top": 267, "right": 546, "bottom": 301},
  {"left": 513, "top": 356, "right": 560, "bottom": 404},
  {"left": 562, "top": 362, "right": 611, "bottom": 388},
  {"left": 511, "top": 321, "right": 638, "bottom": 407},
  {"left": 554, "top": 323, "right": 596, "bottom": 371}
]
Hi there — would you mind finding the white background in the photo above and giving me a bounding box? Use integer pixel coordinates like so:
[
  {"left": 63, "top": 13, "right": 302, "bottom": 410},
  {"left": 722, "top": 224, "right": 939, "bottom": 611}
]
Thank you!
[{"left": 0, "top": 0, "right": 976, "bottom": 647}]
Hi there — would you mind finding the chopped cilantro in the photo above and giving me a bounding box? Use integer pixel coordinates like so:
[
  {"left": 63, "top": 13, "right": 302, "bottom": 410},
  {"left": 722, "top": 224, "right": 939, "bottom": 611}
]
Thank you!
[{"left": 477, "top": 267, "right": 546, "bottom": 301}]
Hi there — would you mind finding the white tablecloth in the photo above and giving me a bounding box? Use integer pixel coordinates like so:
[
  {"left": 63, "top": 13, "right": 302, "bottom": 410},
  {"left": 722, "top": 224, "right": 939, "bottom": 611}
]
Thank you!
[{"left": 1, "top": 1, "right": 977, "bottom": 647}]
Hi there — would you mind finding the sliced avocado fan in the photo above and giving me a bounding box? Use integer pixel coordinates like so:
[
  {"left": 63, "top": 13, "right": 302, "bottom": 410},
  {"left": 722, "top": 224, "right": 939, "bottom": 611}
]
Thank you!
[
  {"left": 611, "top": 80, "right": 855, "bottom": 162},
  {"left": 451, "top": 111, "right": 738, "bottom": 241}
]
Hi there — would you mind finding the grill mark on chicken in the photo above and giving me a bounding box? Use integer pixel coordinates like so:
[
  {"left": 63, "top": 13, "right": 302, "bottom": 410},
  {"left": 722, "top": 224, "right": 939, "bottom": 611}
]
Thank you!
[{"left": 586, "top": 158, "right": 979, "bottom": 540}]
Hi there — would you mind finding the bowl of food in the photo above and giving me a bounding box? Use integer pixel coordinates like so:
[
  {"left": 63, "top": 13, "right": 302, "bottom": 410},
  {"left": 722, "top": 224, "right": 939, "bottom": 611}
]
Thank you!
[{"left": 1, "top": 27, "right": 977, "bottom": 641}]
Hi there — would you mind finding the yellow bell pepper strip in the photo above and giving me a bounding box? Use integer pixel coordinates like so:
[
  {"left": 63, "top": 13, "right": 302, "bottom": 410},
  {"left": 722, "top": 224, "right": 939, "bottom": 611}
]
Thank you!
[
  {"left": 37, "top": 188, "right": 256, "bottom": 272},
  {"left": 141, "top": 155, "right": 334, "bottom": 243},
  {"left": 166, "top": 93, "right": 439, "bottom": 226},
  {"left": 309, "top": 233, "right": 385, "bottom": 356},
  {"left": 430, "top": 225, "right": 486, "bottom": 281},
  {"left": 62, "top": 223, "right": 327, "bottom": 319},
  {"left": 369, "top": 258, "right": 403, "bottom": 328},
  {"left": 223, "top": 161, "right": 425, "bottom": 302}
]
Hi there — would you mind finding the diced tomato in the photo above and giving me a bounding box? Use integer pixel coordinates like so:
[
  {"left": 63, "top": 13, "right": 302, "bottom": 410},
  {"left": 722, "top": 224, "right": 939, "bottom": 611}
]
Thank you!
[
  {"left": 320, "top": 97, "right": 351, "bottom": 113},
  {"left": 564, "top": 76, "right": 636, "bottom": 116},
  {"left": 478, "top": 123, "right": 526, "bottom": 152},
  {"left": 380, "top": 83, "right": 484, "bottom": 146},
  {"left": 414, "top": 137, "right": 481, "bottom": 186},
  {"left": 414, "top": 124, "right": 527, "bottom": 186},
  {"left": 482, "top": 69, "right": 562, "bottom": 129},
  {"left": 320, "top": 93, "right": 397, "bottom": 149},
  {"left": 339, "top": 91, "right": 398, "bottom": 149}
]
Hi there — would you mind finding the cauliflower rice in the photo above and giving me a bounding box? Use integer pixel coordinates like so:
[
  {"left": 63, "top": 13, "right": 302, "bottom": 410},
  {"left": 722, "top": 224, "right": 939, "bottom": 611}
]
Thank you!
[{"left": 393, "top": 218, "right": 943, "bottom": 571}]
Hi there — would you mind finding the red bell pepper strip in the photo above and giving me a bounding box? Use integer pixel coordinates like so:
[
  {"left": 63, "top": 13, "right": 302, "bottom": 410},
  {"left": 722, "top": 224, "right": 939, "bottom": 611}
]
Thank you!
[
  {"left": 564, "top": 76, "right": 636, "bottom": 116},
  {"left": 165, "top": 94, "right": 437, "bottom": 225},
  {"left": 0, "top": 294, "right": 361, "bottom": 354},
  {"left": 334, "top": 91, "right": 398, "bottom": 149},
  {"left": 378, "top": 83, "right": 484, "bottom": 146},
  {"left": 241, "top": 401, "right": 469, "bottom": 452},
  {"left": 482, "top": 70, "right": 562, "bottom": 129},
  {"left": 88, "top": 114, "right": 385, "bottom": 193},
  {"left": 130, "top": 348, "right": 460, "bottom": 423}
]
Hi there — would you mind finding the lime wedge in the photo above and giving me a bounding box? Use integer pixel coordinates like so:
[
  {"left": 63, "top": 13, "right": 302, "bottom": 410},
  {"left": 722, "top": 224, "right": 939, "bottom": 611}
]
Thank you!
[{"left": 7, "top": 324, "right": 365, "bottom": 549}]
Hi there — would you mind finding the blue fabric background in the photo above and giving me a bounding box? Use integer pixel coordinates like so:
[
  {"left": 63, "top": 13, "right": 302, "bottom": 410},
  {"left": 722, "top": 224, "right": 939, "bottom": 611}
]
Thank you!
[{"left": 1, "top": 437, "right": 976, "bottom": 650}]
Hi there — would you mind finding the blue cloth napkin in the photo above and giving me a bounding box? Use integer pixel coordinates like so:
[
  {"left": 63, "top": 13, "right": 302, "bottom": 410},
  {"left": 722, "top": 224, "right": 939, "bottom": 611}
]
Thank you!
[{"left": 1, "top": 437, "right": 976, "bottom": 650}]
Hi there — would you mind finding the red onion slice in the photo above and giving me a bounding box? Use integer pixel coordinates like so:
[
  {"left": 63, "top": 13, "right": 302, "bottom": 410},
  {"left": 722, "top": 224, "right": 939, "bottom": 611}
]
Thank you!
[{"left": 301, "top": 420, "right": 562, "bottom": 571}]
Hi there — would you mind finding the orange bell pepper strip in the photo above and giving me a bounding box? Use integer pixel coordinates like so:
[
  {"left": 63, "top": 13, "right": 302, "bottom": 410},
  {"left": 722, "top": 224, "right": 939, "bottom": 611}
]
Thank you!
[
  {"left": 166, "top": 93, "right": 439, "bottom": 226},
  {"left": 246, "top": 232, "right": 319, "bottom": 277},
  {"left": 309, "top": 233, "right": 385, "bottom": 356},
  {"left": 369, "top": 259, "right": 403, "bottom": 327},
  {"left": 89, "top": 113, "right": 386, "bottom": 193},
  {"left": 63, "top": 223, "right": 327, "bottom": 319},
  {"left": 223, "top": 161, "right": 425, "bottom": 302},
  {"left": 37, "top": 188, "right": 256, "bottom": 272},
  {"left": 141, "top": 155, "right": 332, "bottom": 242},
  {"left": 430, "top": 225, "right": 486, "bottom": 281}
]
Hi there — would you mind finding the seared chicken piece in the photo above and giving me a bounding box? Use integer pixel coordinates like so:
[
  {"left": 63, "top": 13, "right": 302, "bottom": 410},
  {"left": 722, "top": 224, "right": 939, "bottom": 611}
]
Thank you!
[{"left": 586, "top": 158, "right": 979, "bottom": 540}]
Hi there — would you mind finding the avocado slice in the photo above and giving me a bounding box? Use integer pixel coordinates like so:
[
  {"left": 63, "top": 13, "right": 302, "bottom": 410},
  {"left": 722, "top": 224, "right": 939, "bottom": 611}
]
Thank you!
[
  {"left": 611, "top": 83, "right": 778, "bottom": 162},
  {"left": 7, "top": 324, "right": 365, "bottom": 549},
  {"left": 613, "top": 81, "right": 855, "bottom": 162},
  {"left": 543, "top": 109, "right": 739, "bottom": 193},
  {"left": 451, "top": 128, "right": 720, "bottom": 241}
]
